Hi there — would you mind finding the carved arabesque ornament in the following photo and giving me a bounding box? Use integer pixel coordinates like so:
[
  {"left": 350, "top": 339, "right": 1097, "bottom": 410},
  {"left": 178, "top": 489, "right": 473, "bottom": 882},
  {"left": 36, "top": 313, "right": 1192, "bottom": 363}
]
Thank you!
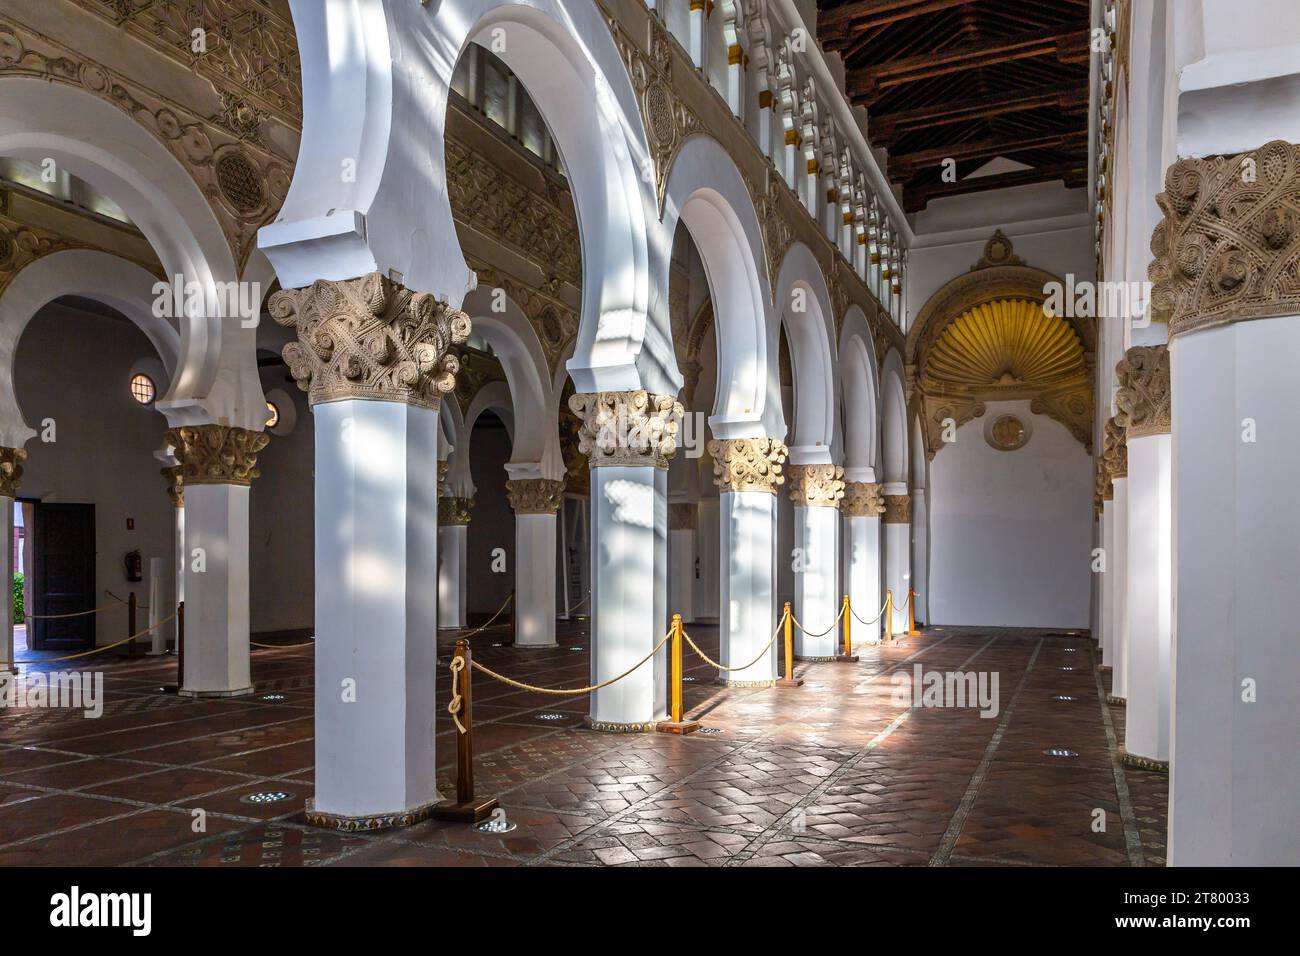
[
  {"left": 786, "top": 463, "right": 845, "bottom": 508},
  {"left": 439, "top": 496, "right": 474, "bottom": 526},
  {"left": 568, "top": 390, "right": 684, "bottom": 469},
  {"left": 1114, "top": 344, "right": 1171, "bottom": 439},
  {"left": 883, "top": 494, "right": 912, "bottom": 524},
  {"left": 708, "top": 437, "right": 788, "bottom": 494},
  {"left": 165, "top": 424, "right": 269, "bottom": 486},
  {"left": 0, "top": 446, "right": 26, "bottom": 497},
  {"left": 1149, "top": 140, "right": 1300, "bottom": 337},
  {"left": 161, "top": 465, "right": 184, "bottom": 507},
  {"left": 1101, "top": 416, "right": 1128, "bottom": 481},
  {"left": 269, "top": 273, "right": 471, "bottom": 410},
  {"left": 506, "top": 478, "right": 566, "bottom": 515},
  {"left": 841, "top": 481, "right": 886, "bottom": 518}
]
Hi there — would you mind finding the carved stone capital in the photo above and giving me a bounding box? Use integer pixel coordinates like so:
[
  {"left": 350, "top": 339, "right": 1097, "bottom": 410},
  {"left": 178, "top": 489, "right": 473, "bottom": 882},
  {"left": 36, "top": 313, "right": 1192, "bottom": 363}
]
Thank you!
[
  {"left": 269, "top": 272, "right": 471, "bottom": 409},
  {"left": 506, "top": 478, "right": 565, "bottom": 515},
  {"left": 1097, "top": 459, "right": 1113, "bottom": 502},
  {"left": 841, "top": 481, "right": 886, "bottom": 518},
  {"left": 669, "top": 502, "right": 697, "bottom": 530},
  {"left": 161, "top": 465, "right": 184, "bottom": 508},
  {"left": 1150, "top": 141, "right": 1300, "bottom": 336},
  {"left": 883, "top": 494, "right": 912, "bottom": 524},
  {"left": 1101, "top": 416, "right": 1128, "bottom": 480},
  {"left": 165, "top": 425, "right": 269, "bottom": 487},
  {"left": 567, "top": 390, "right": 684, "bottom": 469},
  {"left": 1115, "top": 345, "right": 1171, "bottom": 439},
  {"left": 786, "top": 463, "right": 845, "bottom": 508},
  {"left": 707, "top": 437, "right": 788, "bottom": 494},
  {"left": 0, "top": 447, "right": 26, "bottom": 497},
  {"left": 439, "top": 496, "right": 475, "bottom": 526}
]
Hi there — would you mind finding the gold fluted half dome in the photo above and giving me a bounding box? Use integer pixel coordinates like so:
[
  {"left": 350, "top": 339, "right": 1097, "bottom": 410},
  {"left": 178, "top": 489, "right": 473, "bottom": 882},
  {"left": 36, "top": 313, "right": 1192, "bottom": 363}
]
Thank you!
[{"left": 924, "top": 298, "right": 1085, "bottom": 389}]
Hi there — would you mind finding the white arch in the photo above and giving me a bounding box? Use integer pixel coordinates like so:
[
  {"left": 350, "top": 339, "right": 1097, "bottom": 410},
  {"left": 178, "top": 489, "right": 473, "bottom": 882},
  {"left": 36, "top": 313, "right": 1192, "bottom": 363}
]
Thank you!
[
  {"left": 0, "top": 250, "right": 181, "bottom": 446},
  {"left": 880, "top": 347, "right": 908, "bottom": 485},
  {"left": 663, "top": 135, "right": 780, "bottom": 439},
  {"left": 0, "top": 77, "right": 263, "bottom": 429},
  {"left": 462, "top": 286, "right": 563, "bottom": 480},
  {"left": 262, "top": 0, "right": 667, "bottom": 394},
  {"left": 774, "top": 242, "right": 838, "bottom": 463},
  {"left": 460, "top": 381, "right": 517, "bottom": 495},
  {"left": 838, "top": 305, "right": 879, "bottom": 481}
]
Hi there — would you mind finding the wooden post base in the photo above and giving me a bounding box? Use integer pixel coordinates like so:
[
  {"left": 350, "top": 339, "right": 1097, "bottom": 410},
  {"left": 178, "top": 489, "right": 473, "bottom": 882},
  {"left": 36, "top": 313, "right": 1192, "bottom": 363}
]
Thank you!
[
  {"left": 656, "top": 719, "right": 701, "bottom": 735},
  {"left": 776, "top": 676, "right": 804, "bottom": 687},
  {"left": 834, "top": 654, "right": 859, "bottom": 663},
  {"left": 432, "top": 795, "right": 499, "bottom": 823}
]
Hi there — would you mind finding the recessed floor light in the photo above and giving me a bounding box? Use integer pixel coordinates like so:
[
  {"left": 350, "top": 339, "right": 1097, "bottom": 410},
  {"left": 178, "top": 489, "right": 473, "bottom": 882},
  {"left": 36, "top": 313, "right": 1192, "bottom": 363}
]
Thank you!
[
  {"left": 1053, "top": 695, "right": 1078, "bottom": 701},
  {"left": 1042, "top": 749, "right": 1078, "bottom": 758},
  {"left": 240, "top": 790, "right": 292, "bottom": 805},
  {"left": 682, "top": 676, "right": 698, "bottom": 683},
  {"left": 568, "top": 646, "right": 583, "bottom": 652},
  {"left": 536, "top": 713, "right": 565, "bottom": 721},
  {"left": 1060, "top": 666, "right": 1076, "bottom": 671},
  {"left": 698, "top": 727, "right": 723, "bottom": 735},
  {"left": 259, "top": 693, "right": 286, "bottom": 702},
  {"left": 475, "top": 816, "right": 517, "bottom": 834}
]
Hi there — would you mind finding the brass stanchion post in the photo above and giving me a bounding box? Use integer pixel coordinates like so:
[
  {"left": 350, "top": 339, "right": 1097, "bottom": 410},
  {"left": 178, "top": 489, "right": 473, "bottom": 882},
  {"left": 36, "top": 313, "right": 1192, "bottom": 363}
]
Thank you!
[
  {"left": 434, "top": 639, "right": 499, "bottom": 822},
  {"left": 885, "top": 589, "right": 894, "bottom": 644},
  {"left": 657, "top": 614, "right": 700, "bottom": 734},
  {"left": 776, "top": 602, "right": 803, "bottom": 687},
  {"left": 836, "top": 594, "right": 858, "bottom": 663},
  {"left": 908, "top": 589, "right": 919, "bottom": 636},
  {"left": 120, "top": 591, "right": 142, "bottom": 658}
]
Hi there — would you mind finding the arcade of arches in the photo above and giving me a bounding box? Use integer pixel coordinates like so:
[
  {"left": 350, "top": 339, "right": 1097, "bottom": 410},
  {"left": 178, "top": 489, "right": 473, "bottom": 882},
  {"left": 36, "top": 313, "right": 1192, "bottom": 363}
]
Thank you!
[{"left": 0, "top": 0, "right": 1294, "bottom": 869}]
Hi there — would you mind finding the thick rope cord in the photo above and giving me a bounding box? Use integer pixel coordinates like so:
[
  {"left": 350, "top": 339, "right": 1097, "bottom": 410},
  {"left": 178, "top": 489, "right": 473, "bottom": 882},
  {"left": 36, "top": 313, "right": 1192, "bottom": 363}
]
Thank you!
[
  {"left": 105, "top": 591, "right": 149, "bottom": 610},
  {"left": 447, "top": 656, "right": 467, "bottom": 734},
  {"left": 469, "top": 629, "right": 672, "bottom": 696},
  {"left": 456, "top": 591, "right": 515, "bottom": 640},
  {"left": 790, "top": 601, "right": 848, "bottom": 638},
  {"left": 251, "top": 637, "right": 314, "bottom": 649},
  {"left": 850, "top": 595, "right": 892, "bottom": 627},
  {"left": 15, "top": 611, "right": 177, "bottom": 663},
  {"left": 681, "top": 612, "right": 785, "bottom": 673},
  {"left": 22, "top": 598, "right": 126, "bottom": 621}
]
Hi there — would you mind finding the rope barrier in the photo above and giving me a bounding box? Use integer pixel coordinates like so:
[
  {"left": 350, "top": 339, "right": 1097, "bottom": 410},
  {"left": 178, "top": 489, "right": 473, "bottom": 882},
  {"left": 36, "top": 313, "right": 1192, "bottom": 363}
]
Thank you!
[
  {"left": 22, "top": 599, "right": 125, "bottom": 621},
  {"left": 447, "top": 656, "right": 467, "bottom": 734},
  {"left": 468, "top": 628, "right": 672, "bottom": 696},
  {"left": 251, "top": 637, "right": 315, "bottom": 649},
  {"left": 15, "top": 611, "right": 177, "bottom": 664},
  {"left": 105, "top": 591, "right": 148, "bottom": 611},
  {"left": 454, "top": 591, "right": 515, "bottom": 640},
  {"left": 790, "top": 601, "right": 848, "bottom": 638},
  {"left": 850, "top": 595, "right": 892, "bottom": 627},
  {"left": 681, "top": 616, "right": 784, "bottom": 674}
]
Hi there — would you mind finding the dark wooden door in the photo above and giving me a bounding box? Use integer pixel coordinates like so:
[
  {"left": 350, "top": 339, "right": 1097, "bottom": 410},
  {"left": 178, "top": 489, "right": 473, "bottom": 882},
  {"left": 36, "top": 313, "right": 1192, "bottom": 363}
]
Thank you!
[{"left": 30, "top": 503, "right": 95, "bottom": 650}]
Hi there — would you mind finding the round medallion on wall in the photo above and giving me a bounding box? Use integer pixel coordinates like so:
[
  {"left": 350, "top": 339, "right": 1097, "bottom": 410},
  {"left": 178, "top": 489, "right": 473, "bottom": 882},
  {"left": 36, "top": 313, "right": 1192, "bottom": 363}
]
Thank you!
[{"left": 985, "top": 414, "right": 1030, "bottom": 452}]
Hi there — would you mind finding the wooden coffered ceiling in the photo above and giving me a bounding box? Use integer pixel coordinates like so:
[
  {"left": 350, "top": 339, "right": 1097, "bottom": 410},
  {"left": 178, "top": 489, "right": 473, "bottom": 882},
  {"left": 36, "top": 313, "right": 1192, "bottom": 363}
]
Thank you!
[{"left": 818, "top": 0, "right": 1091, "bottom": 212}]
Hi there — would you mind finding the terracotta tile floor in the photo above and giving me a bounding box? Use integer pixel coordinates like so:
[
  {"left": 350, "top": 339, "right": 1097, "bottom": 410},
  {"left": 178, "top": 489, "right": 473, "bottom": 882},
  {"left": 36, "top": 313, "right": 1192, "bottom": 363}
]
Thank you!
[{"left": 0, "top": 622, "right": 1168, "bottom": 866}]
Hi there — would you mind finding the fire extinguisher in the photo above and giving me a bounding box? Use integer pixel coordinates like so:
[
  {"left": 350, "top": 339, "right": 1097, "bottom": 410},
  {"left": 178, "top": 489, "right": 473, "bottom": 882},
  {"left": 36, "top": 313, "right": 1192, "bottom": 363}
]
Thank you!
[{"left": 124, "top": 549, "right": 143, "bottom": 583}]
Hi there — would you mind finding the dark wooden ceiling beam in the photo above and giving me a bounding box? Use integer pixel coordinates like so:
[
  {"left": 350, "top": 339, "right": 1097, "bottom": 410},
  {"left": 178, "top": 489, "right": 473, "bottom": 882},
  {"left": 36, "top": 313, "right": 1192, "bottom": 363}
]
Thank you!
[
  {"left": 904, "top": 162, "right": 1089, "bottom": 211},
  {"left": 820, "top": 0, "right": 980, "bottom": 40},
  {"left": 871, "top": 82, "right": 1089, "bottom": 144},
  {"left": 848, "top": 22, "right": 1090, "bottom": 99},
  {"left": 888, "top": 128, "right": 1089, "bottom": 178}
]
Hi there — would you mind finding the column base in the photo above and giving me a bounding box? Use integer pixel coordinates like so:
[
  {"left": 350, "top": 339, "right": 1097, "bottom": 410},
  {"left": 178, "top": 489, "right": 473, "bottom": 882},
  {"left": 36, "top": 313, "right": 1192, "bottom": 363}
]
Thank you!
[
  {"left": 776, "top": 676, "right": 804, "bottom": 688},
  {"left": 178, "top": 685, "right": 255, "bottom": 699},
  {"left": 834, "top": 654, "right": 860, "bottom": 663},
  {"left": 714, "top": 677, "right": 776, "bottom": 688},
  {"left": 583, "top": 716, "right": 658, "bottom": 733},
  {"left": 1120, "top": 751, "right": 1169, "bottom": 773},
  {"left": 305, "top": 796, "right": 441, "bottom": 832},
  {"left": 1106, "top": 694, "right": 1126, "bottom": 706},
  {"left": 655, "top": 719, "right": 702, "bottom": 735},
  {"left": 432, "top": 795, "right": 500, "bottom": 823}
]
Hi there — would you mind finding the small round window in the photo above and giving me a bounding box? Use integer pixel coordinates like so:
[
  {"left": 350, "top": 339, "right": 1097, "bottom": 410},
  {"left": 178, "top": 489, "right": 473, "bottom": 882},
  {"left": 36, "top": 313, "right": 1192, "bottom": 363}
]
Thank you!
[
  {"left": 130, "top": 373, "right": 156, "bottom": 405},
  {"left": 265, "top": 401, "right": 280, "bottom": 429}
]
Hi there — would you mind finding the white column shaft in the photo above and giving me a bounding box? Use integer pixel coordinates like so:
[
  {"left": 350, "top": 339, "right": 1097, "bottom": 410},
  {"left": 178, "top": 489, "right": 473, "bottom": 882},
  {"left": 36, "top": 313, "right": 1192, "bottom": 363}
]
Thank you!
[
  {"left": 1, "top": 496, "right": 13, "bottom": 673},
  {"left": 884, "top": 522, "right": 911, "bottom": 635},
  {"left": 180, "top": 483, "right": 252, "bottom": 696},
  {"left": 1110, "top": 477, "right": 1130, "bottom": 699},
  {"left": 312, "top": 399, "right": 438, "bottom": 819},
  {"left": 668, "top": 526, "right": 696, "bottom": 623},
  {"left": 911, "top": 488, "right": 930, "bottom": 622},
  {"left": 719, "top": 491, "right": 778, "bottom": 684},
  {"left": 843, "top": 514, "right": 883, "bottom": 645},
  {"left": 792, "top": 504, "right": 841, "bottom": 658},
  {"left": 514, "top": 512, "right": 557, "bottom": 647},
  {"left": 1099, "top": 501, "right": 1113, "bottom": 667},
  {"left": 437, "top": 524, "right": 467, "bottom": 629}
]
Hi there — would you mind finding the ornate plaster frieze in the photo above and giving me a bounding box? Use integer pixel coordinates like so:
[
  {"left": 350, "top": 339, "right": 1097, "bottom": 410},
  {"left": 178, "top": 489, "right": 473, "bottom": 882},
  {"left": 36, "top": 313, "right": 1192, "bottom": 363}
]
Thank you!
[
  {"left": 269, "top": 272, "right": 471, "bottom": 410},
  {"left": 466, "top": 259, "right": 577, "bottom": 376},
  {"left": 841, "top": 481, "right": 886, "bottom": 518},
  {"left": 708, "top": 437, "right": 788, "bottom": 494},
  {"left": 0, "top": 446, "right": 26, "bottom": 497},
  {"left": 0, "top": 19, "right": 293, "bottom": 271},
  {"left": 67, "top": 0, "right": 303, "bottom": 130},
  {"left": 669, "top": 502, "right": 697, "bottom": 531},
  {"left": 883, "top": 493, "right": 912, "bottom": 524},
  {"left": 1101, "top": 416, "right": 1127, "bottom": 480},
  {"left": 437, "top": 461, "right": 449, "bottom": 500},
  {"left": 744, "top": 169, "right": 797, "bottom": 300},
  {"left": 1149, "top": 140, "right": 1300, "bottom": 337},
  {"left": 605, "top": 15, "right": 702, "bottom": 213},
  {"left": 920, "top": 397, "right": 986, "bottom": 459},
  {"left": 161, "top": 465, "right": 184, "bottom": 508},
  {"left": 506, "top": 478, "right": 565, "bottom": 515},
  {"left": 786, "top": 463, "right": 845, "bottom": 508},
  {"left": 568, "top": 390, "right": 684, "bottom": 469},
  {"left": 439, "top": 496, "right": 475, "bottom": 526},
  {"left": 452, "top": 345, "right": 507, "bottom": 414},
  {"left": 1115, "top": 344, "right": 1171, "bottom": 438},
  {"left": 1097, "top": 458, "right": 1113, "bottom": 502},
  {"left": 165, "top": 424, "right": 268, "bottom": 486}
]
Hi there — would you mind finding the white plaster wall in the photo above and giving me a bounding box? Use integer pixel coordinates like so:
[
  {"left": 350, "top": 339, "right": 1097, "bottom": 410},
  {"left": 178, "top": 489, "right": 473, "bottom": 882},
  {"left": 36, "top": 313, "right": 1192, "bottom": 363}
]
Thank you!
[{"left": 928, "top": 400, "right": 1091, "bottom": 628}]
